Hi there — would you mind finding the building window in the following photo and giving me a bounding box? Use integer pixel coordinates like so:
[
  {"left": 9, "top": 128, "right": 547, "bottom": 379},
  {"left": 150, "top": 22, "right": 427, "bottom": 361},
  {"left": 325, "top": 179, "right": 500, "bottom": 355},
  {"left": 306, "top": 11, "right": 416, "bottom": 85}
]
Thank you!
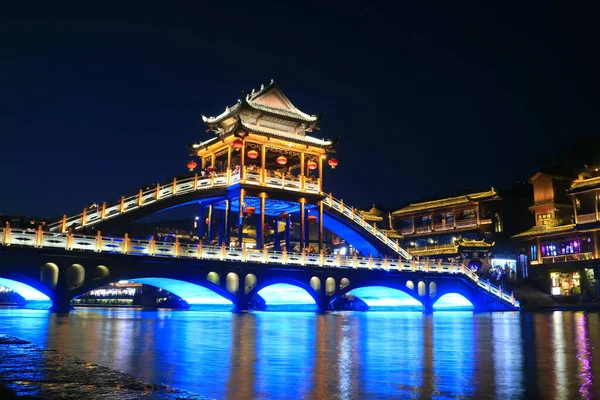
[
  {"left": 550, "top": 272, "right": 581, "bottom": 296},
  {"left": 537, "top": 213, "right": 553, "bottom": 225},
  {"left": 541, "top": 238, "right": 591, "bottom": 257},
  {"left": 530, "top": 245, "right": 537, "bottom": 261}
]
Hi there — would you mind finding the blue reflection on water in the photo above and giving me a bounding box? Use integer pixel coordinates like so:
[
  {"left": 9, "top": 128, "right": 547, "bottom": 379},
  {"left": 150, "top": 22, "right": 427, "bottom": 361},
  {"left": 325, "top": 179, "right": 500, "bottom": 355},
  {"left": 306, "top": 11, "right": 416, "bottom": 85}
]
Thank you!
[{"left": 432, "top": 293, "right": 474, "bottom": 311}]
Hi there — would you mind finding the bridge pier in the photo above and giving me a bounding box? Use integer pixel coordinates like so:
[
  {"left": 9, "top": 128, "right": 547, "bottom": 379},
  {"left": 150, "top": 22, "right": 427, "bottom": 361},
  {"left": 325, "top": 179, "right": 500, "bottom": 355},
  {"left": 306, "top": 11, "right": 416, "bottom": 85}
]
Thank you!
[
  {"left": 140, "top": 285, "right": 158, "bottom": 309},
  {"left": 316, "top": 290, "right": 330, "bottom": 313},
  {"left": 232, "top": 290, "right": 248, "bottom": 313}
]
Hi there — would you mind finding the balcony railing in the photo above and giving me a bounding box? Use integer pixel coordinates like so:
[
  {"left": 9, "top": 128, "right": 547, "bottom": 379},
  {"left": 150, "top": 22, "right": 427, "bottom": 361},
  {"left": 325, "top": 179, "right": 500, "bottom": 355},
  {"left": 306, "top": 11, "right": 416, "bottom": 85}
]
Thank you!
[
  {"left": 541, "top": 252, "right": 593, "bottom": 264},
  {"left": 455, "top": 219, "right": 478, "bottom": 228},
  {"left": 0, "top": 227, "right": 518, "bottom": 307},
  {"left": 577, "top": 213, "right": 597, "bottom": 224}
]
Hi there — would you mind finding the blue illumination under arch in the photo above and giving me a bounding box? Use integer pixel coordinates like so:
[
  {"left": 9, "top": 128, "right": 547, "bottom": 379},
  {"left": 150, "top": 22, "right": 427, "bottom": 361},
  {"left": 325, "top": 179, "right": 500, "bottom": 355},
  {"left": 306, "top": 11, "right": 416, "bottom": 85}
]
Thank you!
[
  {"left": 255, "top": 283, "right": 316, "bottom": 311},
  {"left": 128, "top": 278, "right": 233, "bottom": 309},
  {"left": 0, "top": 278, "right": 51, "bottom": 301},
  {"left": 348, "top": 286, "right": 424, "bottom": 310},
  {"left": 432, "top": 293, "right": 474, "bottom": 311}
]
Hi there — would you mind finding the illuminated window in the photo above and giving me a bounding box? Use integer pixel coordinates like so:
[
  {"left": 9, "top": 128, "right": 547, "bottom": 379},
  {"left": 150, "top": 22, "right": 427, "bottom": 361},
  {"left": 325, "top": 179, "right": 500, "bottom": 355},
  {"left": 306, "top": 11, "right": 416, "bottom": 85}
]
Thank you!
[
  {"left": 537, "top": 213, "right": 553, "bottom": 225},
  {"left": 530, "top": 245, "right": 537, "bottom": 261}
]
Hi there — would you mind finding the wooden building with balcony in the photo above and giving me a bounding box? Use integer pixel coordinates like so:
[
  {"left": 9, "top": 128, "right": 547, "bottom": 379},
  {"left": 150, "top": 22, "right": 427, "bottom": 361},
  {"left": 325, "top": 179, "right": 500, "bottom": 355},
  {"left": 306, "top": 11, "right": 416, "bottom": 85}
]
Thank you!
[
  {"left": 512, "top": 167, "right": 600, "bottom": 298},
  {"left": 390, "top": 188, "right": 503, "bottom": 267}
]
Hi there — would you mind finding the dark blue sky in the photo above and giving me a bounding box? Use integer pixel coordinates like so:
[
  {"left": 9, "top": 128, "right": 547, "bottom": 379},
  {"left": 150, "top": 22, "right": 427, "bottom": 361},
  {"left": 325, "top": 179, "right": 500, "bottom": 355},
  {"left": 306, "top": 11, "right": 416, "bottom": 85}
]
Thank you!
[{"left": 0, "top": 2, "right": 595, "bottom": 217}]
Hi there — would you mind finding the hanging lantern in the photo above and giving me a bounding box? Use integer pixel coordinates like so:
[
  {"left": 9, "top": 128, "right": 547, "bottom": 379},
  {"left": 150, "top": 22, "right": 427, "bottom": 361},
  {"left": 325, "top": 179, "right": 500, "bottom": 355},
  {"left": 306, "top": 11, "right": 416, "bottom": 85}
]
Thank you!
[
  {"left": 245, "top": 206, "right": 256, "bottom": 216},
  {"left": 308, "top": 215, "right": 317, "bottom": 224},
  {"left": 205, "top": 218, "right": 209, "bottom": 225},
  {"left": 206, "top": 166, "right": 217, "bottom": 173},
  {"left": 276, "top": 156, "right": 288, "bottom": 165},
  {"left": 232, "top": 139, "right": 243, "bottom": 150},
  {"left": 306, "top": 160, "right": 317, "bottom": 170},
  {"left": 247, "top": 150, "right": 259, "bottom": 159},
  {"left": 328, "top": 158, "right": 339, "bottom": 169},
  {"left": 187, "top": 160, "right": 197, "bottom": 171},
  {"left": 279, "top": 212, "right": 289, "bottom": 220}
]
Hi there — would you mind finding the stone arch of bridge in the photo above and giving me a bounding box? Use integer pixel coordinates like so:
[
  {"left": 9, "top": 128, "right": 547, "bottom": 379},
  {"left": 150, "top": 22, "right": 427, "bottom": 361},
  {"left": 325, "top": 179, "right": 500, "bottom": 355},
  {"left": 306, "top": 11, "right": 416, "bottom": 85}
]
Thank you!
[
  {"left": 430, "top": 279, "right": 477, "bottom": 305},
  {"left": 245, "top": 277, "right": 319, "bottom": 306},
  {"left": 0, "top": 272, "right": 53, "bottom": 302},
  {"left": 69, "top": 274, "right": 236, "bottom": 305},
  {"left": 329, "top": 279, "right": 426, "bottom": 308}
]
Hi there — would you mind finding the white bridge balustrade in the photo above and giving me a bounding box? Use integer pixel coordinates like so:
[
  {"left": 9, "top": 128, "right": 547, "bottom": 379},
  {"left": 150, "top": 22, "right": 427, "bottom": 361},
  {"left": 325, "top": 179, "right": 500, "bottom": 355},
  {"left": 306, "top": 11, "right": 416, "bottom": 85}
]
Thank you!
[
  {"left": 321, "top": 195, "right": 412, "bottom": 261},
  {"left": 0, "top": 226, "right": 518, "bottom": 308}
]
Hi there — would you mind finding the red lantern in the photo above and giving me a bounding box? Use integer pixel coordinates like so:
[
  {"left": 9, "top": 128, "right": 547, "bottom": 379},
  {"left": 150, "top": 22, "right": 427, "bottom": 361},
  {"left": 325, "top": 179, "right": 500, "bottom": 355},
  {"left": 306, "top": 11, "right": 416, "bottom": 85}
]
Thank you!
[
  {"left": 205, "top": 218, "right": 209, "bottom": 225},
  {"left": 245, "top": 206, "right": 256, "bottom": 216},
  {"left": 307, "top": 215, "right": 317, "bottom": 224},
  {"left": 247, "top": 150, "right": 259, "bottom": 159},
  {"left": 328, "top": 158, "right": 339, "bottom": 169},
  {"left": 276, "top": 156, "right": 288, "bottom": 165},
  {"left": 187, "top": 160, "right": 197, "bottom": 171},
  {"left": 232, "top": 139, "right": 243, "bottom": 150},
  {"left": 279, "top": 212, "right": 289, "bottom": 219},
  {"left": 206, "top": 166, "right": 217, "bottom": 173},
  {"left": 306, "top": 160, "right": 317, "bottom": 170}
]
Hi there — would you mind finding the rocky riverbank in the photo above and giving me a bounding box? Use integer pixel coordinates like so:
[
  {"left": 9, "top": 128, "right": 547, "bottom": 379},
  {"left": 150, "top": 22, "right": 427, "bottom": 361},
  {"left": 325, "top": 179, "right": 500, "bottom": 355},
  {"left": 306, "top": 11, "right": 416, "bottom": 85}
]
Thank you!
[{"left": 0, "top": 334, "right": 211, "bottom": 399}]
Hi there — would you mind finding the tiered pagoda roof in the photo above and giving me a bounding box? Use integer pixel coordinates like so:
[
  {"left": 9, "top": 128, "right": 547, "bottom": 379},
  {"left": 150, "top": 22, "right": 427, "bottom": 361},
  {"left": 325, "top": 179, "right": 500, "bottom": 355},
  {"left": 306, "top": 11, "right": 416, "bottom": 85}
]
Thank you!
[
  {"left": 189, "top": 80, "right": 337, "bottom": 153},
  {"left": 392, "top": 188, "right": 499, "bottom": 216},
  {"left": 360, "top": 205, "right": 385, "bottom": 222},
  {"left": 511, "top": 223, "right": 576, "bottom": 240},
  {"left": 567, "top": 176, "right": 600, "bottom": 194},
  {"left": 407, "top": 238, "right": 494, "bottom": 257}
]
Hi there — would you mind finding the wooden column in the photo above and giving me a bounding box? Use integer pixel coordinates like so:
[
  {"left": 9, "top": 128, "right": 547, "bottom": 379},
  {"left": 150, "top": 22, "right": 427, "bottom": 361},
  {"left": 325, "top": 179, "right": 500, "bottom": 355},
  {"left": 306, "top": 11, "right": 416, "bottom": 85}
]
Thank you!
[
  {"left": 536, "top": 237, "right": 542, "bottom": 263},
  {"left": 595, "top": 190, "right": 599, "bottom": 222},
  {"left": 224, "top": 199, "right": 230, "bottom": 245},
  {"left": 218, "top": 209, "right": 225, "bottom": 246},
  {"left": 318, "top": 156, "right": 323, "bottom": 192},
  {"left": 411, "top": 216, "right": 415, "bottom": 234},
  {"left": 300, "top": 152, "right": 305, "bottom": 190},
  {"left": 285, "top": 216, "right": 291, "bottom": 252},
  {"left": 238, "top": 189, "right": 245, "bottom": 245},
  {"left": 259, "top": 193, "right": 266, "bottom": 249},
  {"left": 240, "top": 143, "right": 246, "bottom": 180},
  {"left": 319, "top": 200, "right": 324, "bottom": 251},
  {"left": 207, "top": 204, "right": 214, "bottom": 242},
  {"left": 273, "top": 216, "right": 281, "bottom": 251},
  {"left": 198, "top": 204, "right": 205, "bottom": 240},
  {"left": 572, "top": 195, "right": 579, "bottom": 224},
  {"left": 593, "top": 230, "right": 599, "bottom": 259},
  {"left": 227, "top": 146, "right": 232, "bottom": 173},
  {"left": 261, "top": 144, "right": 267, "bottom": 184},
  {"left": 300, "top": 198, "right": 306, "bottom": 251},
  {"left": 211, "top": 153, "right": 216, "bottom": 169},
  {"left": 476, "top": 203, "right": 481, "bottom": 225}
]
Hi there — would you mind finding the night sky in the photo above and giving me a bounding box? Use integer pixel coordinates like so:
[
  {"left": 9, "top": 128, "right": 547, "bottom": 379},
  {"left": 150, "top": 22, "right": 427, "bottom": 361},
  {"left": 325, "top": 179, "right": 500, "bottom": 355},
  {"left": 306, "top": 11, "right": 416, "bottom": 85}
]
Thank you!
[{"left": 0, "top": 2, "right": 595, "bottom": 218}]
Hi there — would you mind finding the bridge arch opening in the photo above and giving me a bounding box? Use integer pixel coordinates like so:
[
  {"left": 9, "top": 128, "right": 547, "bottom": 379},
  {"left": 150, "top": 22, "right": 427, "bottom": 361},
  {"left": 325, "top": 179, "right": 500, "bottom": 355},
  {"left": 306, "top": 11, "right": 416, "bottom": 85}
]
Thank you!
[
  {"left": 417, "top": 281, "right": 426, "bottom": 297},
  {"left": 309, "top": 277, "right": 321, "bottom": 293},
  {"left": 429, "top": 282, "right": 437, "bottom": 297},
  {"left": 433, "top": 293, "right": 474, "bottom": 311},
  {"left": 340, "top": 278, "right": 350, "bottom": 289},
  {"left": 341, "top": 286, "right": 424, "bottom": 311},
  {"left": 0, "top": 277, "right": 51, "bottom": 308},
  {"left": 71, "top": 277, "right": 233, "bottom": 311},
  {"left": 40, "top": 263, "right": 59, "bottom": 289},
  {"left": 226, "top": 273, "right": 239, "bottom": 295},
  {"left": 93, "top": 265, "right": 110, "bottom": 280},
  {"left": 251, "top": 283, "right": 316, "bottom": 311},
  {"left": 67, "top": 264, "right": 85, "bottom": 290},
  {"left": 406, "top": 280, "right": 415, "bottom": 291},
  {"left": 325, "top": 277, "right": 336, "bottom": 295},
  {"left": 207, "top": 272, "right": 220, "bottom": 286},
  {"left": 244, "top": 274, "right": 257, "bottom": 295}
]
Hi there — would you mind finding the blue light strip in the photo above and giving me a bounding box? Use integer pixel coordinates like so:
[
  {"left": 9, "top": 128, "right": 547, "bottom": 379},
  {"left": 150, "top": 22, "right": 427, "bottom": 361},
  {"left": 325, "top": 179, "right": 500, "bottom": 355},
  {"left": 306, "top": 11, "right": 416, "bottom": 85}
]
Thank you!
[
  {"left": 348, "top": 286, "right": 423, "bottom": 307},
  {"left": 432, "top": 293, "right": 474, "bottom": 310}
]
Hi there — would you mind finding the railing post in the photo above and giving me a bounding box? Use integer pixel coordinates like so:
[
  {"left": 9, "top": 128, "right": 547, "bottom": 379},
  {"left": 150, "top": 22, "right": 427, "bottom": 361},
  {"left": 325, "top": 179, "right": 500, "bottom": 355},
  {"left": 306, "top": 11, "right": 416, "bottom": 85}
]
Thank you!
[
  {"left": 329, "top": 193, "right": 333, "bottom": 205},
  {"left": 36, "top": 225, "right": 43, "bottom": 247},
  {"left": 67, "top": 229, "right": 74, "bottom": 250},
  {"left": 138, "top": 189, "right": 143, "bottom": 207},
  {"left": 101, "top": 202, "right": 107, "bottom": 220},
  {"left": 425, "top": 259, "right": 429, "bottom": 272},
  {"left": 511, "top": 291, "right": 515, "bottom": 305},
  {"left": 123, "top": 233, "right": 130, "bottom": 254},
  {"left": 61, "top": 214, "right": 67, "bottom": 233},
  {"left": 198, "top": 242, "right": 203, "bottom": 259},
  {"left": 155, "top": 184, "right": 161, "bottom": 200},
  {"left": 373, "top": 222, "right": 378, "bottom": 234},
  {"left": 96, "top": 231, "right": 102, "bottom": 252},
  {"left": 194, "top": 173, "right": 199, "bottom": 190},
  {"left": 149, "top": 236, "right": 155, "bottom": 256},
  {"left": 282, "top": 248, "right": 288, "bottom": 264},
  {"left": 302, "top": 248, "right": 306, "bottom": 265},
  {"left": 368, "top": 254, "right": 373, "bottom": 269},
  {"left": 3, "top": 222, "right": 10, "bottom": 246},
  {"left": 119, "top": 196, "right": 125, "bottom": 213},
  {"left": 384, "top": 255, "right": 388, "bottom": 269},
  {"left": 412, "top": 259, "right": 417, "bottom": 272},
  {"left": 81, "top": 208, "right": 87, "bottom": 227},
  {"left": 263, "top": 246, "right": 268, "bottom": 263},
  {"left": 242, "top": 245, "right": 247, "bottom": 262},
  {"left": 351, "top": 206, "right": 355, "bottom": 219},
  {"left": 172, "top": 177, "right": 177, "bottom": 196},
  {"left": 174, "top": 237, "right": 180, "bottom": 257},
  {"left": 221, "top": 244, "right": 226, "bottom": 260},
  {"left": 337, "top": 252, "right": 342, "bottom": 268},
  {"left": 340, "top": 199, "right": 344, "bottom": 212},
  {"left": 353, "top": 253, "right": 358, "bottom": 268}
]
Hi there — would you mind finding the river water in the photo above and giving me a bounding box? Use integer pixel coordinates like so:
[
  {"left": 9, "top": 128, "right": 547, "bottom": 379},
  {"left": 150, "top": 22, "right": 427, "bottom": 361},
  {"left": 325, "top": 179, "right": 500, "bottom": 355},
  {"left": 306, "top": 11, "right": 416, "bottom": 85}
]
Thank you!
[{"left": 0, "top": 308, "right": 598, "bottom": 399}]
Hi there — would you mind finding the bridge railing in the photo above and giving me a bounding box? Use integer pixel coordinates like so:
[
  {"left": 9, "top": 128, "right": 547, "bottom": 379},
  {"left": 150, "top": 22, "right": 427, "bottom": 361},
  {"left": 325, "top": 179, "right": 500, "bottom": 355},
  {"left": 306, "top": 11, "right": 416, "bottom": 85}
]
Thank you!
[
  {"left": 0, "top": 227, "right": 518, "bottom": 308},
  {"left": 321, "top": 195, "right": 412, "bottom": 261}
]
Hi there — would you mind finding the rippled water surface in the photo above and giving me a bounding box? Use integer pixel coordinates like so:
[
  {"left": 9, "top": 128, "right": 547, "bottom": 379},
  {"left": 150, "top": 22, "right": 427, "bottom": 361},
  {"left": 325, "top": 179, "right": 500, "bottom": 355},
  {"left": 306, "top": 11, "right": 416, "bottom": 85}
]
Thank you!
[{"left": 0, "top": 309, "right": 599, "bottom": 399}]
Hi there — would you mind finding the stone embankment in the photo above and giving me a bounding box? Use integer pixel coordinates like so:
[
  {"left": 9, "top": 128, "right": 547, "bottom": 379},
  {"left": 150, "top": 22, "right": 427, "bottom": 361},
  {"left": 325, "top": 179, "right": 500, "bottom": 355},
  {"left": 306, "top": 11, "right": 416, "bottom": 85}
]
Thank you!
[{"left": 0, "top": 334, "right": 211, "bottom": 399}]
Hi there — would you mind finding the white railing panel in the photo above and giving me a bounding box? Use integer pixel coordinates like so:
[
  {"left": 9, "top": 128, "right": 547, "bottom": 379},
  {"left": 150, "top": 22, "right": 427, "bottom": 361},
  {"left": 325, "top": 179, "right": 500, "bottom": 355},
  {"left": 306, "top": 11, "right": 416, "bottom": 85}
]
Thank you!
[
  {"left": 8, "top": 229, "right": 37, "bottom": 246},
  {"left": 100, "top": 237, "right": 125, "bottom": 253},
  {"left": 40, "top": 234, "right": 68, "bottom": 249},
  {"left": 201, "top": 246, "right": 221, "bottom": 260},
  {"left": 285, "top": 253, "right": 304, "bottom": 265},
  {"left": 129, "top": 240, "right": 151, "bottom": 256},
  {"left": 305, "top": 254, "right": 321, "bottom": 266},
  {"left": 305, "top": 182, "right": 319, "bottom": 192},
  {"left": 153, "top": 243, "right": 176, "bottom": 257},
  {"left": 245, "top": 250, "right": 265, "bottom": 263},
  {"left": 266, "top": 252, "right": 285, "bottom": 264},
  {"left": 71, "top": 235, "right": 97, "bottom": 251},
  {"left": 224, "top": 248, "right": 244, "bottom": 262}
]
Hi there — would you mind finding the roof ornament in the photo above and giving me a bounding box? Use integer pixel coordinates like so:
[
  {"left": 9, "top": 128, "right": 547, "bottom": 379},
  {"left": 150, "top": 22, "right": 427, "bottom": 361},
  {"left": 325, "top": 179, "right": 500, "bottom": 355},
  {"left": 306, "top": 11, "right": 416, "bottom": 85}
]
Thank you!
[
  {"left": 260, "top": 83, "right": 264, "bottom": 90},
  {"left": 251, "top": 88, "right": 255, "bottom": 94},
  {"left": 270, "top": 78, "right": 274, "bottom": 84}
]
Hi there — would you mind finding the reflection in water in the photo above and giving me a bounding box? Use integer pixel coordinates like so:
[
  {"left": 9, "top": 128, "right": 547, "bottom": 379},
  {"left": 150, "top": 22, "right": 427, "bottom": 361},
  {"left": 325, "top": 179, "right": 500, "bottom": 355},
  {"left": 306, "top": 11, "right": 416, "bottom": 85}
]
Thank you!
[{"left": 1, "top": 308, "right": 600, "bottom": 399}]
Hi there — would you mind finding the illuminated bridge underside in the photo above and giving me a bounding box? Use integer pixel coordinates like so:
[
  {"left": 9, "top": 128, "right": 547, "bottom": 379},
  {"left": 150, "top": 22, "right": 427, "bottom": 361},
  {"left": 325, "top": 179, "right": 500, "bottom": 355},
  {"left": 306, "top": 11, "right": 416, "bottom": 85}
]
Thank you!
[
  {"left": 349, "top": 286, "right": 424, "bottom": 309},
  {"left": 321, "top": 213, "right": 379, "bottom": 256},
  {"left": 128, "top": 278, "right": 232, "bottom": 305},
  {"left": 0, "top": 278, "right": 50, "bottom": 301}
]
